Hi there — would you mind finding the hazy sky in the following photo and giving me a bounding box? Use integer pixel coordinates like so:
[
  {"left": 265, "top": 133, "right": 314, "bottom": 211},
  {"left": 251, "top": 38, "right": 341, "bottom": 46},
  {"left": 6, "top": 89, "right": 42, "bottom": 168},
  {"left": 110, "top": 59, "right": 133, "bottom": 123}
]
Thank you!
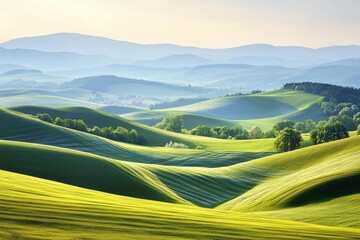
[{"left": 1, "top": 0, "right": 359, "bottom": 48}]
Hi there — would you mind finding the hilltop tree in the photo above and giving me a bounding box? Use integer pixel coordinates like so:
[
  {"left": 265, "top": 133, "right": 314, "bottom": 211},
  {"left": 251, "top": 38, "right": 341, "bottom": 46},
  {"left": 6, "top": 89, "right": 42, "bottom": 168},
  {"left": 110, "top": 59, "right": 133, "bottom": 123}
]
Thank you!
[
  {"left": 274, "top": 128, "right": 302, "bottom": 152},
  {"left": 357, "top": 124, "right": 360, "bottom": 135}
]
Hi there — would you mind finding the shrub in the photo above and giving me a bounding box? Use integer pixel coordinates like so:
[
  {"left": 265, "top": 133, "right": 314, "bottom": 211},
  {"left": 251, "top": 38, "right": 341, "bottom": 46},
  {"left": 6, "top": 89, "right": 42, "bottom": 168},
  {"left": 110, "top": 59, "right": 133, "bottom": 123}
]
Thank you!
[
  {"left": 36, "top": 113, "right": 53, "bottom": 123},
  {"left": 165, "top": 141, "right": 189, "bottom": 149}
]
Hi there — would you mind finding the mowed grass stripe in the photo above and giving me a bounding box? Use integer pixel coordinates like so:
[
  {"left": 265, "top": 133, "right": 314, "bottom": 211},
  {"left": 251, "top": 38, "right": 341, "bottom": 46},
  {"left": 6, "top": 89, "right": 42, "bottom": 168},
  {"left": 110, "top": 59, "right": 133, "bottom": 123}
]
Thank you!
[{"left": 1, "top": 170, "right": 359, "bottom": 240}]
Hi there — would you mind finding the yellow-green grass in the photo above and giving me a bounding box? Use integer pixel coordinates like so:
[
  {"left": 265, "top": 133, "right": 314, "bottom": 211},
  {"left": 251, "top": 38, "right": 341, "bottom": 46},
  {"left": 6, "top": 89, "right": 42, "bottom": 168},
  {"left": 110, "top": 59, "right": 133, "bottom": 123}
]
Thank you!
[
  {"left": 259, "top": 194, "right": 360, "bottom": 229},
  {"left": 122, "top": 90, "right": 327, "bottom": 130},
  {"left": 0, "top": 140, "right": 187, "bottom": 204},
  {"left": 0, "top": 139, "right": 271, "bottom": 208},
  {"left": 1, "top": 169, "right": 359, "bottom": 240},
  {"left": 1, "top": 135, "right": 358, "bottom": 209},
  {"left": 3, "top": 107, "right": 277, "bottom": 166},
  {"left": 218, "top": 135, "right": 360, "bottom": 214}
]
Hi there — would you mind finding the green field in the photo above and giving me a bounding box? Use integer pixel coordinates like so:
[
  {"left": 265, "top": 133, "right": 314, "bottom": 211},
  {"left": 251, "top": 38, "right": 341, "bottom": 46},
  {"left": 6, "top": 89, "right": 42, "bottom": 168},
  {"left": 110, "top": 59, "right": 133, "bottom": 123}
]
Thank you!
[
  {"left": 121, "top": 90, "right": 327, "bottom": 130},
  {"left": 1, "top": 88, "right": 359, "bottom": 239},
  {"left": 0, "top": 133, "right": 359, "bottom": 239},
  {"left": 2, "top": 169, "right": 360, "bottom": 240}
]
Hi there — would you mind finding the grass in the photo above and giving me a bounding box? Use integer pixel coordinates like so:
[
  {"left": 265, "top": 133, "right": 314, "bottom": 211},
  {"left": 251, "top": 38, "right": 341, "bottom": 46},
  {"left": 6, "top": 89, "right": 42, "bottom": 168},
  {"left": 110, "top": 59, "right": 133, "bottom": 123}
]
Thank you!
[
  {"left": 1, "top": 169, "right": 359, "bottom": 239},
  {"left": 0, "top": 89, "right": 102, "bottom": 108},
  {"left": 218, "top": 135, "right": 360, "bottom": 215},
  {"left": 0, "top": 140, "right": 187, "bottom": 204},
  {"left": 5, "top": 107, "right": 277, "bottom": 166},
  {"left": 123, "top": 90, "right": 327, "bottom": 130}
]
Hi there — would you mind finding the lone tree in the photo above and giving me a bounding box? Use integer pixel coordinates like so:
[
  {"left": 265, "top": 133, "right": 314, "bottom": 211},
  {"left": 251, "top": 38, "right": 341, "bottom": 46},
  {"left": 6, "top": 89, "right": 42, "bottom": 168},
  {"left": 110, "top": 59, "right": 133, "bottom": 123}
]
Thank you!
[
  {"left": 274, "top": 128, "right": 303, "bottom": 152},
  {"left": 155, "top": 115, "right": 183, "bottom": 133},
  {"left": 357, "top": 124, "right": 360, "bottom": 135}
]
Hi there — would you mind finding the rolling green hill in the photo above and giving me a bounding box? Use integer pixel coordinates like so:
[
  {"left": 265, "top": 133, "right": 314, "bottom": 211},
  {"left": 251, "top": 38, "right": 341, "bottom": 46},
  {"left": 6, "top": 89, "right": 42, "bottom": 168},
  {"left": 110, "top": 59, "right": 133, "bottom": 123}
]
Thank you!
[
  {"left": 0, "top": 140, "right": 186, "bottom": 204},
  {"left": 217, "top": 135, "right": 360, "bottom": 228},
  {"left": 1, "top": 107, "right": 277, "bottom": 167},
  {"left": 0, "top": 89, "right": 102, "bottom": 108},
  {"left": 0, "top": 119, "right": 359, "bottom": 238},
  {"left": 122, "top": 90, "right": 327, "bottom": 130},
  {"left": 2, "top": 169, "right": 359, "bottom": 239}
]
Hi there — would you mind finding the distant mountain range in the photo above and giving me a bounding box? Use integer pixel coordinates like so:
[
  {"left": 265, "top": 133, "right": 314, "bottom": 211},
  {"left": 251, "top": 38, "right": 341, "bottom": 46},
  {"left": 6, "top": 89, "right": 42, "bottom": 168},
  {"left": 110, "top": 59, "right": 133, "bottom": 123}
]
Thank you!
[
  {"left": 2, "top": 33, "right": 360, "bottom": 67},
  {"left": 0, "top": 33, "right": 359, "bottom": 91}
]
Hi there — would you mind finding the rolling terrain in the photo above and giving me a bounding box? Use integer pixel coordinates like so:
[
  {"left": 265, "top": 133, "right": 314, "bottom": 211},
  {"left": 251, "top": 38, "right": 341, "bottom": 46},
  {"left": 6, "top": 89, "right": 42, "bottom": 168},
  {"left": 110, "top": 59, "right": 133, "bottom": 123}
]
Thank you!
[
  {"left": 2, "top": 169, "right": 359, "bottom": 240},
  {"left": 122, "top": 89, "right": 327, "bottom": 130},
  {"left": 0, "top": 132, "right": 359, "bottom": 239}
]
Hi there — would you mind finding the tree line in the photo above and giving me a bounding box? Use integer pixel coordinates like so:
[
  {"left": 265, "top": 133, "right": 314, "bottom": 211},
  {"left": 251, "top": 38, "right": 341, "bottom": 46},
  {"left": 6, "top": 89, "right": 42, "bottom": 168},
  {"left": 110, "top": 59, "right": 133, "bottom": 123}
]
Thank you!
[
  {"left": 34, "top": 113, "right": 148, "bottom": 145},
  {"left": 155, "top": 115, "right": 358, "bottom": 152},
  {"left": 283, "top": 82, "right": 360, "bottom": 104}
]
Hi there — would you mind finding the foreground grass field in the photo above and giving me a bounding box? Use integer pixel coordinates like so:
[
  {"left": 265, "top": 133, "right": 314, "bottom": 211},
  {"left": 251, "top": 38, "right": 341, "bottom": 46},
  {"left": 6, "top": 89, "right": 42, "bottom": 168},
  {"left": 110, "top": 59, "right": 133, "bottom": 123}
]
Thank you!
[
  {"left": 1, "top": 96, "right": 359, "bottom": 238},
  {"left": 1, "top": 170, "right": 359, "bottom": 240}
]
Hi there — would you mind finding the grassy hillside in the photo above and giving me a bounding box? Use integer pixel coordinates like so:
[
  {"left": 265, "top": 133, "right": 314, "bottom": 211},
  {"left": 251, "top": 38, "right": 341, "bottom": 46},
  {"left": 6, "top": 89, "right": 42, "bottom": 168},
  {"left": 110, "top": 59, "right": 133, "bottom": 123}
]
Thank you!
[
  {"left": 2, "top": 170, "right": 359, "bottom": 239},
  {"left": 123, "top": 90, "right": 327, "bottom": 130},
  {"left": 0, "top": 140, "right": 186, "bottom": 204},
  {"left": 218, "top": 135, "right": 360, "bottom": 221},
  {"left": 2, "top": 107, "right": 276, "bottom": 167},
  {"left": 0, "top": 89, "right": 102, "bottom": 108}
]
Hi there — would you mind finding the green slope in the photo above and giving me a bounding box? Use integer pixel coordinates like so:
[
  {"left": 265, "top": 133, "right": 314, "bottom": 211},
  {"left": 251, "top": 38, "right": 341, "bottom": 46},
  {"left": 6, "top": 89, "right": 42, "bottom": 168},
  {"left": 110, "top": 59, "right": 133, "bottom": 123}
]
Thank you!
[
  {"left": 1, "top": 170, "right": 359, "bottom": 239},
  {"left": 123, "top": 90, "right": 327, "bottom": 130},
  {"left": 0, "top": 89, "right": 102, "bottom": 108},
  {"left": 3, "top": 106, "right": 274, "bottom": 153},
  {"left": 0, "top": 140, "right": 186, "bottom": 204},
  {"left": 218, "top": 136, "right": 360, "bottom": 217},
  {"left": 260, "top": 194, "right": 360, "bottom": 229}
]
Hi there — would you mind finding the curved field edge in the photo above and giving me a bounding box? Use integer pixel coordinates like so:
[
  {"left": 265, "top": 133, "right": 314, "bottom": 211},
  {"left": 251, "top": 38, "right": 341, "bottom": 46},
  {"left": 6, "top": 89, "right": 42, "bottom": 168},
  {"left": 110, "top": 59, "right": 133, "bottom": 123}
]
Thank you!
[
  {"left": 1, "top": 170, "right": 359, "bottom": 240},
  {"left": 0, "top": 140, "right": 188, "bottom": 204},
  {"left": 121, "top": 90, "right": 327, "bottom": 130},
  {"left": 218, "top": 136, "right": 360, "bottom": 214}
]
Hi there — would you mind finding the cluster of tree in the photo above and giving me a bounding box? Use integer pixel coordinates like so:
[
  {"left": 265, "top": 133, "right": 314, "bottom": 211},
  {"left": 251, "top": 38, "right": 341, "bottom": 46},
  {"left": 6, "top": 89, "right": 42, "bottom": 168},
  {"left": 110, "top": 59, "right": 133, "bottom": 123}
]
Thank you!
[
  {"left": 283, "top": 82, "right": 360, "bottom": 104},
  {"left": 149, "top": 98, "right": 208, "bottom": 110},
  {"left": 283, "top": 83, "right": 360, "bottom": 129},
  {"left": 188, "top": 125, "right": 250, "bottom": 139},
  {"left": 34, "top": 113, "right": 148, "bottom": 145},
  {"left": 310, "top": 122, "right": 349, "bottom": 144},
  {"left": 273, "top": 119, "right": 350, "bottom": 151},
  {"left": 89, "top": 126, "right": 148, "bottom": 145}
]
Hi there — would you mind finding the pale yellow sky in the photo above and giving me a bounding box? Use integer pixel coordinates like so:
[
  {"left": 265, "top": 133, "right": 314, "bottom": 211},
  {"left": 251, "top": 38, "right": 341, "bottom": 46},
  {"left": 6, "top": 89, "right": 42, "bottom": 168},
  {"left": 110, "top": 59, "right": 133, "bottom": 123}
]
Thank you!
[{"left": 0, "top": 0, "right": 359, "bottom": 48}]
